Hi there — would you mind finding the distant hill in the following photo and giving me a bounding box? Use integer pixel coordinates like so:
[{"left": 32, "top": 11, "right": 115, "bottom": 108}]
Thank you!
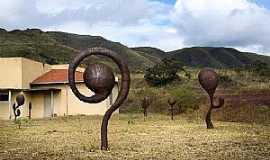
[
  {"left": 168, "top": 47, "right": 270, "bottom": 68},
  {"left": 0, "top": 28, "right": 155, "bottom": 72},
  {"left": 1, "top": 28, "right": 270, "bottom": 72}
]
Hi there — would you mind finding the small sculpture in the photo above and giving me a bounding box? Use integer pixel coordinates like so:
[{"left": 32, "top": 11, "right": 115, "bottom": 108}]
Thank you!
[
  {"left": 29, "top": 102, "right": 32, "bottom": 119},
  {"left": 141, "top": 96, "right": 152, "bottom": 121},
  {"left": 168, "top": 98, "right": 177, "bottom": 120},
  {"left": 68, "top": 47, "right": 130, "bottom": 150},
  {"left": 198, "top": 68, "right": 224, "bottom": 129},
  {"left": 13, "top": 94, "right": 25, "bottom": 120},
  {"left": 177, "top": 102, "right": 182, "bottom": 114}
]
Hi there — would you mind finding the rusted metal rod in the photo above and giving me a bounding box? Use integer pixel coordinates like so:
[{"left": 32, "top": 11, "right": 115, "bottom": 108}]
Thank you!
[
  {"left": 68, "top": 47, "right": 130, "bottom": 150},
  {"left": 141, "top": 96, "right": 151, "bottom": 121},
  {"left": 168, "top": 98, "right": 176, "bottom": 120},
  {"left": 29, "top": 102, "right": 32, "bottom": 119}
]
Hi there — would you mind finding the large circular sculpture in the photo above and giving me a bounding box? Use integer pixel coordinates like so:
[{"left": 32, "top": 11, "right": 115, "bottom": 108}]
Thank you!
[
  {"left": 198, "top": 68, "right": 224, "bottom": 129},
  {"left": 68, "top": 47, "right": 130, "bottom": 150}
]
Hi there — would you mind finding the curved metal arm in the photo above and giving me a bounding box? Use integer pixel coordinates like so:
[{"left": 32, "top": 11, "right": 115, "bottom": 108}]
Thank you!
[
  {"left": 211, "top": 97, "right": 224, "bottom": 109},
  {"left": 68, "top": 47, "right": 130, "bottom": 106}
]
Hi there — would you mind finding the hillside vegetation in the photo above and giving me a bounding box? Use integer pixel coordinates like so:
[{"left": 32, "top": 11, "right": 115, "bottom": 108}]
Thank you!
[{"left": 1, "top": 28, "right": 270, "bottom": 72}]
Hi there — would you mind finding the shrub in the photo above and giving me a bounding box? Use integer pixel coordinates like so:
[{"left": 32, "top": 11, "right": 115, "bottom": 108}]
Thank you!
[
  {"left": 14, "top": 117, "right": 30, "bottom": 129},
  {"left": 169, "top": 87, "right": 201, "bottom": 113},
  {"left": 144, "top": 58, "right": 185, "bottom": 86}
]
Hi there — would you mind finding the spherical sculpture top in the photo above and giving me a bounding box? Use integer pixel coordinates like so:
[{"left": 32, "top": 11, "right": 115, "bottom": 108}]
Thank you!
[
  {"left": 168, "top": 97, "right": 176, "bottom": 105},
  {"left": 198, "top": 68, "right": 218, "bottom": 96},
  {"left": 83, "top": 63, "right": 115, "bottom": 94},
  {"left": 16, "top": 94, "right": 25, "bottom": 106}
]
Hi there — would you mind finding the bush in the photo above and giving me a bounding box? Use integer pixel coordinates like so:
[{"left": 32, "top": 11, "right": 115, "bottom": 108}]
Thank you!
[
  {"left": 144, "top": 58, "right": 185, "bottom": 86},
  {"left": 14, "top": 117, "right": 31, "bottom": 129},
  {"left": 219, "top": 75, "right": 237, "bottom": 87},
  {"left": 169, "top": 87, "right": 201, "bottom": 113},
  {"left": 245, "top": 61, "right": 270, "bottom": 78}
]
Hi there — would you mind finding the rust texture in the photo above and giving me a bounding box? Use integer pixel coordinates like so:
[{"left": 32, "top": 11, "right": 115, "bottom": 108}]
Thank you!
[
  {"left": 198, "top": 68, "right": 224, "bottom": 129},
  {"left": 141, "top": 96, "right": 152, "bottom": 120},
  {"left": 168, "top": 98, "right": 177, "bottom": 120},
  {"left": 29, "top": 102, "right": 32, "bottom": 119},
  {"left": 13, "top": 94, "right": 25, "bottom": 120},
  {"left": 68, "top": 47, "right": 130, "bottom": 150}
]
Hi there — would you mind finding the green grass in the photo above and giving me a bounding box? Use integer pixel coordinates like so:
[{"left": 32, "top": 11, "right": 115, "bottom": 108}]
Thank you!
[{"left": 1, "top": 114, "right": 269, "bottom": 160}]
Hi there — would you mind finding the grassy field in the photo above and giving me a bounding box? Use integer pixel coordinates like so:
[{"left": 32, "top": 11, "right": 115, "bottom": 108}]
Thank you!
[{"left": 0, "top": 114, "right": 269, "bottom": 160}]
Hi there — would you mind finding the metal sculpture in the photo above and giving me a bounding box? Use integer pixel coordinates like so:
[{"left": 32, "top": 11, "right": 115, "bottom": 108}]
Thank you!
[
  {"left": 141, "top": 96, "right": 152, "bottom": 121},
  {"left": 177, "top": 102, "right": 182, "bottom": 114},
  {"left": 68, "top": 47, "right": 130, "bottom": 150},
  {"left": 13, "top": 94, "right": 25, "bottom": 120},
  {"left": 198, "top": 68, "right": 224, "bottom": 129},
  {"left": 168, "top": 98, "right": 177, "bottom": 120},
  {"left": 29, "top": 102, "right": 32, "bottom": 119}
]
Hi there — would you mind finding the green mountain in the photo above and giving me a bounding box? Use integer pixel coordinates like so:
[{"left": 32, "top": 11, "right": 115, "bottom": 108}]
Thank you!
[
  {"left": 0, "top": 28, "right": 155, "bottom": 72},
  {"left": 0, "top": 28, "right": 270, "bottom": 71},
  {"left": 168, "top": 47, "right": 270, "bottom": 68}
]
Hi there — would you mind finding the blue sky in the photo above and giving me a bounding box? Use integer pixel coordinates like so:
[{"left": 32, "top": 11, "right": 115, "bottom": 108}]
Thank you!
[
  {"left": 159, "top": 0, "right": 270, "bottom": 8},
  {"left": 256, "top": 0, "right": 270, "bottom": 8},
  {"left": 155, "top": 0, "right": 175, "bottom": 5},
  {"left": 0, "top": 0, "right": 270, "bottom": 55}
]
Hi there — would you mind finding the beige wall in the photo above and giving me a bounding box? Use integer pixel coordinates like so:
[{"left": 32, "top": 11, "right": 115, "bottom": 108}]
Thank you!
[
  {"left": 0, "top": 100, "right": 9, "bottom": 120},
  {"left": 0, "top": 58, "right": 51, "bottom": 89},
  {"left": 0, "top": 58, "right": 22, "bottom": 89},
  {"left": 30, "top": 92, "right": 45, "bottom": 118},
  {"left": 22, "top": 58, "right": 51, "bottom": 89}
]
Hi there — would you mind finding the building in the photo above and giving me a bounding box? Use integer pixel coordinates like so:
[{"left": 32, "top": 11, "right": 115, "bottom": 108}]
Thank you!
[{"left": 0, "top": 57, "right": 119, "bottom": 120}]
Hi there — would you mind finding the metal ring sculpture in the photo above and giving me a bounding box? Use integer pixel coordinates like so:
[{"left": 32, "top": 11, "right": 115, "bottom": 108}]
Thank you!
[
  {"left": 68, "top": 47, "right": 130, "bottom": 150},
  {"left": 13, "top": 94, "right": 25, "bottom": 120},
  {"left": 198, "top": 68, "right": 224, "bottom": 129}
]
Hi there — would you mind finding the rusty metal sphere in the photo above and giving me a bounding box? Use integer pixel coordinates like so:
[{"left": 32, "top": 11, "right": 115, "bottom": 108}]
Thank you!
[
  {"left": 198, "top": 68, "right": 218, "bottom": 97},
  {"left": 16, "top": 94, "right": 25, "bottom": 106},
  {"left": 168, "top": 97, "right": 176, "bottom": 106},
  {"left": 84, "top": 64, "right": 115, "bottom": 94}
]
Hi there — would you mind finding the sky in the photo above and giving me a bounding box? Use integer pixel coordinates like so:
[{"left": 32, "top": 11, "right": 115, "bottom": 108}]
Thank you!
[{"left": 1, "top": 0, "right": 270, "bottom": 55}]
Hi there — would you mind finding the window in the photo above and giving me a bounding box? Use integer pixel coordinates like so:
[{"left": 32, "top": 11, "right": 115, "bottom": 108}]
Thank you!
[{"left": 0, "top": 92, "right": 8, "bottom": 101}]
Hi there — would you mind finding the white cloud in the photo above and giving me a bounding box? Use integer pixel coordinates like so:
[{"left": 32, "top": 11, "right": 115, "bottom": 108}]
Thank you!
[
  {"left": 0, "top": 0, "right": 270, "bottom": 55},
  {"left": 45, "top": 20, "right": 184, "bottom": 51},
  {"left": 172, "top": 0, "right": 270, "bottom": 54}
]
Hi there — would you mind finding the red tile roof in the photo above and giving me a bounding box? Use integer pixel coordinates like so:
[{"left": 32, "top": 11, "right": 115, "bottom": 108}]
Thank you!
[{"left": 31, "top": 69, "right": 83, "bottom": 85}]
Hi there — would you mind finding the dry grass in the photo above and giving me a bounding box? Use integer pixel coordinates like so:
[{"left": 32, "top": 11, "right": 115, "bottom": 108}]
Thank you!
[{"left": 0, "top": 114, "right": 269, "bottom": 160}]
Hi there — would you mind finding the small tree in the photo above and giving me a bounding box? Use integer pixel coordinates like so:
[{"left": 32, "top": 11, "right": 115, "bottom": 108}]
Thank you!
[{"left": 144, "top": 58, "right": 185, "bottom": 86}]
